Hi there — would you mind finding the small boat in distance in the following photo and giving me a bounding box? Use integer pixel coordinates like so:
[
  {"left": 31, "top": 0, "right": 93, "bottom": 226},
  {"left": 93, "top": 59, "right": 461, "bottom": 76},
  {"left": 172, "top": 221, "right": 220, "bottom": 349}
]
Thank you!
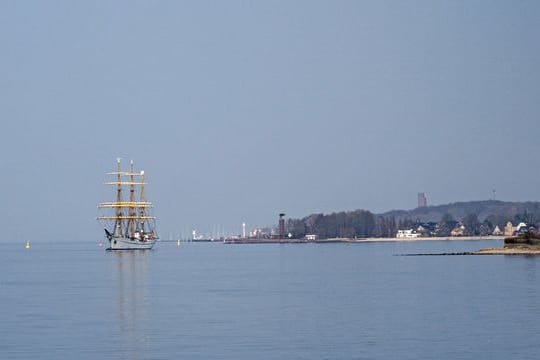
[{"left": 97, "top": 159, "right": 158, "bottom": 250}]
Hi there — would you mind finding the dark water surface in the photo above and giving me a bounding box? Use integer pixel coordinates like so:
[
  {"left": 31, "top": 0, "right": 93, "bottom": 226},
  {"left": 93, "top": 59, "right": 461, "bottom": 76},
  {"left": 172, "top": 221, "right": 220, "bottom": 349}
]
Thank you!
[{"left": 1, "top": 240, "right": 539, "bottom": 359}]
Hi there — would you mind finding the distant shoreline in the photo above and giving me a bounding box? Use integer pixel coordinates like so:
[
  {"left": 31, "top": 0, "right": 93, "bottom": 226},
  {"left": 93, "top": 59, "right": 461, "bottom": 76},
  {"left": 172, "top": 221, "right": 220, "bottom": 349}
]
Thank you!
[
  {"left": 218, "top": 236, "right": 505, "bottom": 244},
  {"left": 358, "top": 235, "right": 505, "bottom": 242}
]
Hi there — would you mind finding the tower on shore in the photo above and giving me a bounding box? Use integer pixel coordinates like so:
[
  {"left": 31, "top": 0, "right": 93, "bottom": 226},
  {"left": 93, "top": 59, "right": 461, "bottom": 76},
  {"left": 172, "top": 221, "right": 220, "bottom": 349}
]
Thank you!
[
  {"left": 279, "top": 213, "right": 286, "bottom": 239},
  {"left": 418, "top": 193, "right": 427, "bottom": 208}
]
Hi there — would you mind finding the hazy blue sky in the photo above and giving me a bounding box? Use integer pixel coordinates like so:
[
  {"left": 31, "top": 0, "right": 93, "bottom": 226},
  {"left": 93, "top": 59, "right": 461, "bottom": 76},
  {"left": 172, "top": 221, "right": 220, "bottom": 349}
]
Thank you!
[{"left": 1, "top": 1, "right": 539, "bottom": 241}]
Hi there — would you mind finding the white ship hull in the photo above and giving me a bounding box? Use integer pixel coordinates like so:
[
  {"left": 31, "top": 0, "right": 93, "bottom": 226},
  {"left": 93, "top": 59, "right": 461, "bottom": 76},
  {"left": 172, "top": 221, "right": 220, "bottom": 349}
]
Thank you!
[{"left": 107, "top": 237, "right": 156, "bottom": 250}]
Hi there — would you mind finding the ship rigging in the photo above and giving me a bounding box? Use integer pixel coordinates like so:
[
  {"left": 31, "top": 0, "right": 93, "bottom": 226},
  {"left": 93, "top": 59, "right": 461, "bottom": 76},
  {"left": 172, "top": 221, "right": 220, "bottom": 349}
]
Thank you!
[{"left": 97, "top": 158, "right": 158, "bottom": 250}]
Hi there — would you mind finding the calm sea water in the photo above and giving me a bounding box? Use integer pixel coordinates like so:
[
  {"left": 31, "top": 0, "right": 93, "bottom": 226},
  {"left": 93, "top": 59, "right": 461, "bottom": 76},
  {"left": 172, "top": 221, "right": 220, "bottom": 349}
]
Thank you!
[{"left": 1, "top": 240, "right": 540, "bottom": 359}]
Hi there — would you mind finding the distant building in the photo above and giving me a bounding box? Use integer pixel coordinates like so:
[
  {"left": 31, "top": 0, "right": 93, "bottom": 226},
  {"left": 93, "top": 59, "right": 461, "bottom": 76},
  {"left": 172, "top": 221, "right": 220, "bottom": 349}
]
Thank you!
[
  {"left": 418, "top": 193, "right": 427, "bottom": 208},
  {"left": 492, "top": 226, "right": 503, "bottom": 236},
  {"left": 504, "top": 222, "right": 517, "bottom": 236},
  {"left": 415, "top": 222, "right": 438, "bottom": 236},
  {"left": 451, "top": 225, "right": 466, "bottom": 237},
  {"left": 250, "top": 228, "right": 271, "bottom": 239},
  {"left": 192, "top": 229, "right": 203, "bottom": 241},
  {"left": 396, "top": 229, "right": 420, "bottom": 238}
]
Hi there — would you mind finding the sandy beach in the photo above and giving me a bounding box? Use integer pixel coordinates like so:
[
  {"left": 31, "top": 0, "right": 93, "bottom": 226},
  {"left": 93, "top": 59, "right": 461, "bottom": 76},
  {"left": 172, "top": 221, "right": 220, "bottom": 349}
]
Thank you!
[
  {"left": 356, "top": 236, "right": 505, "bottom": 243},
  {"left": 223, "top": 236, "right": 506, "bottom": 244},
  {"left": 473, "top": 245, "right": 540, "bottom": 255}
]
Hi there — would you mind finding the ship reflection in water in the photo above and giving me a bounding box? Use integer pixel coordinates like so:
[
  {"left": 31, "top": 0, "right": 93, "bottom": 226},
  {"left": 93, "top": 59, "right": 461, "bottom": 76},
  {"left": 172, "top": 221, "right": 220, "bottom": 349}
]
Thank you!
[{"left": 114, "top": 251, "right": 150, "bottom": 358}]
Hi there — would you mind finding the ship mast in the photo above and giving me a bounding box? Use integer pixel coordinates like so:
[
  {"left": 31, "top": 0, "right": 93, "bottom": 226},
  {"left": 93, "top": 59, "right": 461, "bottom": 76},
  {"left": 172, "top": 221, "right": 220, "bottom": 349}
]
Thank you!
[
  {"left": 140, "top": 170, "right": 146, "bottom": 234},
  {"left": 129, "top": 160, "right": 135, "bottom": 238},
  {"left": 115, "top": 158, "right": 123, "bottom": 237}
]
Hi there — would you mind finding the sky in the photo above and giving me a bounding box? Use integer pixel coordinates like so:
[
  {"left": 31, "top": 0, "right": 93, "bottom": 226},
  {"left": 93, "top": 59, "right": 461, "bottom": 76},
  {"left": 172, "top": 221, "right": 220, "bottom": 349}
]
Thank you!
[{"left": 1, "top": 1, "right": 539, "bottom": 241}]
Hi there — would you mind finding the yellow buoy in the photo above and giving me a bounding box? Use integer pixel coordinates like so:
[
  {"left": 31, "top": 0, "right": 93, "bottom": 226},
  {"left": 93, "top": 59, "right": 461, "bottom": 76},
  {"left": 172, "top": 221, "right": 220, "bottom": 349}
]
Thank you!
[{"left": 25, "top": 241, "right": 31, "bottom": 249}]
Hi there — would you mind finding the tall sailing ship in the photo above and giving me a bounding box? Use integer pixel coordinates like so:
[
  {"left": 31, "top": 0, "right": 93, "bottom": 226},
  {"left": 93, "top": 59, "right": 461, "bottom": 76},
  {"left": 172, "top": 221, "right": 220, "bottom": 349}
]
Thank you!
[{"left": 98, "top": 159, "right": 158, "bottom": 250}]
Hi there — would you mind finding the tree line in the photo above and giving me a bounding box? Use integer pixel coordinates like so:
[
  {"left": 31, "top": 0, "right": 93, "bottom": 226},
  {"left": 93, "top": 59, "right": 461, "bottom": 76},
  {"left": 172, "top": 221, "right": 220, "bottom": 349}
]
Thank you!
[{"left": 285, "top": 206, "right": 540, "bottom": 239}]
